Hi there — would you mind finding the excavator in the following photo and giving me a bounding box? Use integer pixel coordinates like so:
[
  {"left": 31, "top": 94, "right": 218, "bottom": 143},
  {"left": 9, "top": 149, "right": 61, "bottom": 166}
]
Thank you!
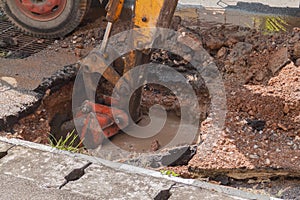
[{"left": 2, "top": 0, "right": 179, "bottom": 148}]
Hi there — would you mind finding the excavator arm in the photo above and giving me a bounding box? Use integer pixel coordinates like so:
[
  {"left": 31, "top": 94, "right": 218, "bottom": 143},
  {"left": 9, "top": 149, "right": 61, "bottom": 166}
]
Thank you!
[{"left": 76, "top": 0, "right": 178, "bottom": 149}]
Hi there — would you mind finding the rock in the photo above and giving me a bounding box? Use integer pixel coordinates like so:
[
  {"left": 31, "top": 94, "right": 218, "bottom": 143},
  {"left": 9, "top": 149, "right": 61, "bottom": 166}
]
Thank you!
[
  {"left": 75, "top": 43, "right": 84, "bottom": 49},
  {"left": 295, "top": 58, "right": 300, "bottom": 66},
  {"left": 37, "top": 39, "right": 45, "bottom": 44},
  {"left": 278, "top": 123, "right": 288, "bottom": 131},
  {"left": 249, "top": 154, "right": 259, "bottom": 159},
  {"left": 225, "top": 37, "right": 239, "bottom": 47},
  {"left": 293, "top": 42, "right": 300, "bottom": 59},
  {"left": 1, "top": 76, "right": 18, "bottom": 87},
  {"left": 265, "top": 158, "right": 271, "bottom": 165},
  {"left": 228, "top": 42, "right": 253, "bottom": 63},
  {"left": 217, "top": 47, "right": 227, "bottom": 58},
  {"left": 74, "top": 49, "right": 82, "bottom": 57},
  {"left": 177, "top": 34, "right": 202, "bottom": 51},
  {"left": 214, "top": 175, "right": 229, "bottom": 185},
  {"left": 246, "top": 119, "right": 266, "bottom": 131},
  {"left": 283, "top": 104, "right": 290, "bottom": 114},
  {"left": 248, "top": 110, "right": 254, "bottom": 116},
  {"left": 61, "top": 43, "right": 68, "bottom": 48},
  {"left": 268, "top": 47, "right": 290, "bottom": 75},
  {"left": 183, "top": 54, "right": 192, "bottom": 62},
  {"left": 294, "top": 115, "right": 300, "bottom": 123},
  {"left": 125, "top": 145, "right": 197, "bottom": 168},
  {"left": 151, "top": 140, "right": 160, "bottom": 151},
  {"left": 255, "top": 70, "right": 265, "bottom": 81},
  {"left": 33, "top": 136, "right": 42, "bottom": 143},
  {"left": 176, "top": 66, "right": 187, "bottom": 72},
  {"left": 76, "top": 37, "right": 83, "bottom": 43},
  {"left": 205, "top": 37, "right": 224, "bottom": 50}
]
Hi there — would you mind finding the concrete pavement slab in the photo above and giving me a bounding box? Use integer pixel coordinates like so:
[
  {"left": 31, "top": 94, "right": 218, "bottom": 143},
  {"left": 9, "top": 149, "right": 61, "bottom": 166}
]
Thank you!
[
  {"left": 0, "top": 174, "right": 94, "bottom": 200},
  {"left": 63, "top": 164, "right": 174, "bottom": 200},
  {"left": 0, "top": 145, "right": 88, "bottom": 187},
  {"left": 0, "top": 140, "right": 13, "bottom": 151}
]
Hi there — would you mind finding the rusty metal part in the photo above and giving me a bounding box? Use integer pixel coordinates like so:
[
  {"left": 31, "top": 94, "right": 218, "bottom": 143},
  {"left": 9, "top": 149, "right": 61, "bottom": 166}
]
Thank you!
[
  {"left": 0, "top": 18, "right": 53, "bottom": 58},
  {"left": 15, "top": 0, "right": 67, "bottom": 21},
  {"left": 75, "top": 100, "right": 129, "bottom": 148}
]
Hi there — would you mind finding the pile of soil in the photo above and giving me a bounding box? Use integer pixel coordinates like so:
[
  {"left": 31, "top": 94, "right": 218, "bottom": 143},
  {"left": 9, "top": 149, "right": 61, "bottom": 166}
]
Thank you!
[{"left": 186, "top": 24, "right": 300, "bottom": 171}]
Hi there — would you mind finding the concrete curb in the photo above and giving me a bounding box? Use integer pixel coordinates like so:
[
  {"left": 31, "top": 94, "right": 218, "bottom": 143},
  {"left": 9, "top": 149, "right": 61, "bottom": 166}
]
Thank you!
[{"left": 0, "top": 136, "right": 282, "bottom": 200}]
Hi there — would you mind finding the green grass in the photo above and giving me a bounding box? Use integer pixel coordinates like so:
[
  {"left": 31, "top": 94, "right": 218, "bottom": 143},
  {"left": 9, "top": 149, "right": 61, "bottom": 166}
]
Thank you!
[
  {"left": 49, "top": 130, "right": 84, "bottom": 153},
  {"left": 160, "top": 170, "right": 180, "bottom": 177}
]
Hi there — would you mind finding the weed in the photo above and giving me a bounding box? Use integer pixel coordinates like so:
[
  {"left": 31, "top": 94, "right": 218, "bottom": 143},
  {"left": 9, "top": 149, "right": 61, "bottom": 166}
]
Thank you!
[
  {"left": 160, "top": 170, "right": 180, "bottom": 177},
  {"left": 49, "top": 130, "right": 84, "bottom": 153}
]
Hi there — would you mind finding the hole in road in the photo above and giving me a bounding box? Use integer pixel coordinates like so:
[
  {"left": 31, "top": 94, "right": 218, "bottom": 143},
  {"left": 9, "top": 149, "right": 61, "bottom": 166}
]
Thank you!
[{"left": 8, "top": 49, "right": 211, "bottom": 163}]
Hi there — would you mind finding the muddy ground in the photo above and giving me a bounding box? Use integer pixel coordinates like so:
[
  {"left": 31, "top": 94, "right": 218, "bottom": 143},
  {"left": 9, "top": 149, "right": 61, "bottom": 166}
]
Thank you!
[{"left": 1, "top": 6, "right": 300, "bottom": 199}]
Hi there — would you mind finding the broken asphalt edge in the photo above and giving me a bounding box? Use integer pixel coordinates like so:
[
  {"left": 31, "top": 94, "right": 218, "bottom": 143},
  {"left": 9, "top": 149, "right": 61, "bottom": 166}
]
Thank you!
[
  {"left": 0, "top": 136, "right": 281, "bottom": 200},
  {"left": 0, "top": 63, "right": 79, "bottom": 131}
]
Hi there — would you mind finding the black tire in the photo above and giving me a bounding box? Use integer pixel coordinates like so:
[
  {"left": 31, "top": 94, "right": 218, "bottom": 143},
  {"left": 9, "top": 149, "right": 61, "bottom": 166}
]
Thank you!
[{"left": 2, "top": 0, "right": 92, "bottom": 38}]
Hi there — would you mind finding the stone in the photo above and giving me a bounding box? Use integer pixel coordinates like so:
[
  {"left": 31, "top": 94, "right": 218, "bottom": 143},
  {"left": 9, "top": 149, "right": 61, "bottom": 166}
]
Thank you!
[
  {"left": 278, "top": 123, "right": 288, "bottom": 131},
  {"left": 75, "top": 43, "right": 84, "bottom": 49},
  {"left": 295, "top": 58, "right": 300, "bottom": 66},
  {"left": 228, "top": 42, "right": 253, "bottom": 63},
  {"left": 64, "top": 164, "right": 174, "bottom": 199},
  {"left": 217, "top": 47, "right": 227, "bottom": 58},
  {"left": 283, "top": 103, "right": 290, "bottom": 114},
  {"left": 0, "top": 174, "right": 93, "bottom": 200},
  {"left": 74, "top": 49, "right": 82, "bottom": 57},
  {"left": 1, "top": 76, "right": 18, "bottom": 88},
  {"left": 177, "top": 34, "right": 202, "bottom": 51},
  {"left": 37, "top": 39, "right": 45, "bottom": 44},
  {"left": 125, "top": 145, "right": 197, "bottom": 168},
  {"left": 151, "top": 140, "right": 160, "bottom": 151},
  {"left": 293, "top": 42, "right": 300, "bottom": 59},
  {"left": 205, "top": 37, "right": 224, "bottom": 50},
  {"left": 61, "top": 43, "right": 68, "bottom": 48},
  {"left": 268, "top": 47, "right": 290, "bottom": 75},
  {"left": 255, "top": 70, "right": 265, "bottom": 81},
  {"left": 249, "top": 154, "right": 260, "bottom": 159},
  {"left": 0, "top": 146, "right": 88, "bottom": 186}
]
